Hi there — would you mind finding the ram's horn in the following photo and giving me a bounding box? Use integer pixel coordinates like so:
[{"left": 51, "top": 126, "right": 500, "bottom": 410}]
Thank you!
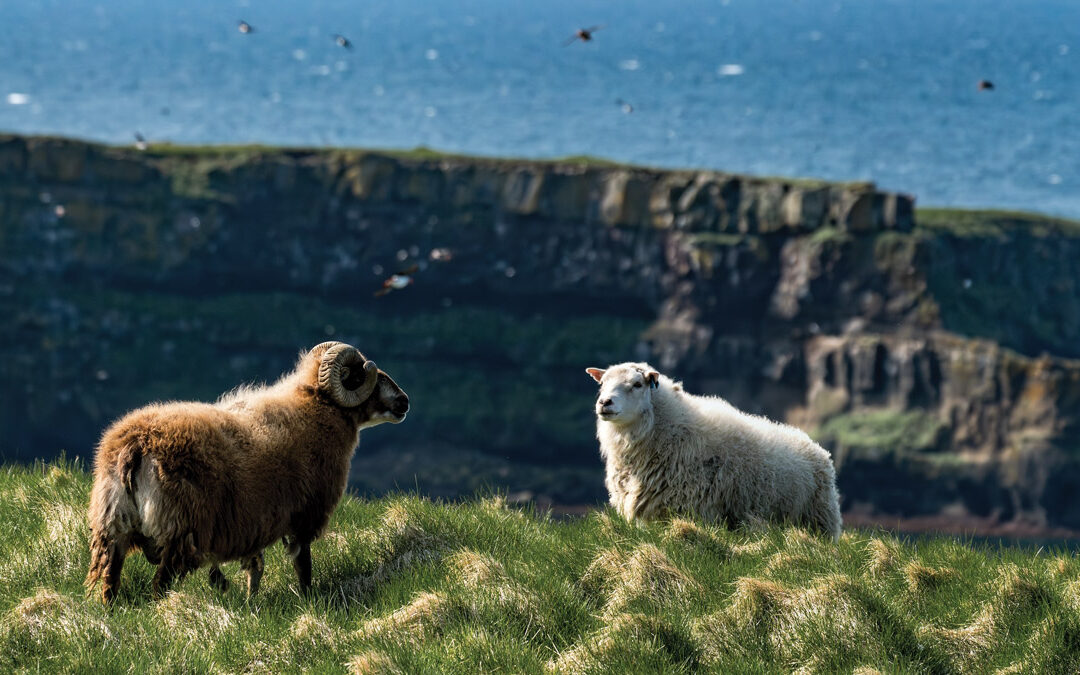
[{"left": 317, "top": 343, "right": 379, "bottom": 407}]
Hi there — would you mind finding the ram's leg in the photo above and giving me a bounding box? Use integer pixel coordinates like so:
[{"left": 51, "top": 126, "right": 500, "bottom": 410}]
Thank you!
[
  {"left": 292, "top": 542, "right": 313, "bottom": 592},
  {"left": 241, "top": 553, "right": 264, "bottom": 598},
  {"left": 133, "top": 533, "right": 162, "bottom": 566},
  {"left": 208, "top": 565, "right": 230, "bottom": 593},
  {"left": 152, "top": 540, "right": 195, "bottom": 598},
  {"left": 284, "top": 536, "right": 313, "bottom": 593},
  {"left": 152, "top": 548, "right": 177, "bottom": 598},
  {"left": 100, "top": 539, "right": 128, "bottom": 604}
]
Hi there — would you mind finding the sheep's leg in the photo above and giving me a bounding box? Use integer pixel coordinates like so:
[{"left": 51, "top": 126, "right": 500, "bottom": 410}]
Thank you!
[
  {"left": 242, "top": 553, "right": 264, "bottom": 598},
  {"left": 208, "top": 565, "right": 230, "bottom": 593},
  {"left": 284, "top": 536, "right": 313, "bottom": 592},
  {"left": 741, "top": 513, "right": 769, "bottom": 534}
]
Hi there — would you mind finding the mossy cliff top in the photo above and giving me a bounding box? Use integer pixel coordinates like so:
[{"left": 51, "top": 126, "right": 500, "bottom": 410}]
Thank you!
[{"left": 0, "top": 133, "right": 909, "bottom": 233}]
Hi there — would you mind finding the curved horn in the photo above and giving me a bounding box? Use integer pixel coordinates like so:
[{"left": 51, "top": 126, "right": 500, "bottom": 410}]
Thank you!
[
  {"left": 354, "top": 360, "right": 379, "bottom": 402},
  {"left": 317, "top": 344, "right": 379, "bottom": 407}
]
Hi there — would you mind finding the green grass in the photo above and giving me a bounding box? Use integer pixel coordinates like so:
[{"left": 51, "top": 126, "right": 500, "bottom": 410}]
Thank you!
[
  {"left": 5, "top": 460, "right": 1080, "bottom": 673},
  {"left": 3, "top": 133, "right": 906, "bottom": 190},
  {"left": 808, "top": 225, "right": 854, "bottom": 246},
  {"left": 140, "top": 142, "right": 880, "bottom": 185},
  {"left": 133, "top": 140, "right": 632, "bottom": 170},
  {"left": 816, "top": 409, "right": 948, "bottom": 458},
  {"left": 916, "top": 207, "right": 1080, "bottom": 239},
  {"left": 687, "top": 232, "right": 754, "bottom": 247}
]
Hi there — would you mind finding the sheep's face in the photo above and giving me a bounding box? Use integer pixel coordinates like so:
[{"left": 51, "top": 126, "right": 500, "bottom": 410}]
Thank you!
[
  {"left": 586, "top": 363, "right": 660, "bottom": 426},
  {"left": 353, "top": 369, "right": 410, "bottom": 429}
]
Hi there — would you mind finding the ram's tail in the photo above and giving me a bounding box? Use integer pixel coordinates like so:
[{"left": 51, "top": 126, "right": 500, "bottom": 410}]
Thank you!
[
  {"left": 85, "top": 442, "right": 143, "bottom": 603},
  {"left": 84, "top": 528, "right": 113, "bottom": 599}
]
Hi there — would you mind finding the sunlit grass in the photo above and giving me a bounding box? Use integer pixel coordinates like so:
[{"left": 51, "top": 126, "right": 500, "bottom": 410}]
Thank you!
[{"left": 3, "top": 460, "right": 1078, "bottom": 673}]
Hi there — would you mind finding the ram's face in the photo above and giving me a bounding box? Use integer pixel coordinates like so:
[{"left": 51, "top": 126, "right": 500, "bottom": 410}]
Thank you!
[
  {"left": 586, "top": 364, "right": 659, "bottom": 425},
  {"left": 354, "top": 370, "right": 410, "bottom": 429}
]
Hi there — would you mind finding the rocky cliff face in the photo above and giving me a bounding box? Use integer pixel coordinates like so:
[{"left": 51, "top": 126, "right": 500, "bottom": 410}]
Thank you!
[{"left": 3, "top": 134, "right": 1079, "bottom": 529}]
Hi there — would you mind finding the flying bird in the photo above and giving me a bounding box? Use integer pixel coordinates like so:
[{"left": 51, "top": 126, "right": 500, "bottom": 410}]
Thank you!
[
  {"left": 564, "top": 25, "right": 604, "bottom": 46},
  {"left": 977, "top": 79, "right": 994, "bottom": 91},
  {"left": 375, "top": 274, "right": 413, "bottom": 297},
  {"left": 238, "top": 20, "right": 254, "bottom": 34},
  {"left": 429, "top": 248, "right": 454, "bottom": 262},
  {"left": 133, "top": 132, "right": 148, "bottom": 151},
  {"left": 374, "top": 263, "right": 420, "bottom": 297},
  {"left": 333, "top": 34, "right": 352, "bottom": 49}
]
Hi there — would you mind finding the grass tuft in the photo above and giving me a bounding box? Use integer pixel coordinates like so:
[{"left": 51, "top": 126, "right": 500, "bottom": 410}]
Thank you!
[
  {"left": 663, "top": 518, "right": 734, "bottom": 560},
  {"left": 865, "top": 537, "right": 902, "bottom": 578},
  {"left": 729, "top": 576, "right": 792, "bottom": 632},
  {"left": 346, "top": 650, "right": 403, "bottom": 675},
  {"left": 580, "top": 544, "right": 699, "bottom": 616},
  {"left": 7, "top": 588, "right": 112, "bottom": 643},
  {"left": 342, "top": 500, "right": 447, "bottom": 600},
  {"left": 903, "top": 561, "right": 957, "bottom": 594},
  {"left": 290, "top": 612, "right": 337, "bottom": 645},
  {"left": 921, "top": 606, "right": 998, "bottom": 669},
  {"left": 546, "top": 613, "right": 698, "bottom": 673},
  {"left": 448, "top": 550, "right": 505, "bottom": 587},
  {"left": 359, "top": 591, "right": 468, "bottom": 644},
  {"left": 922, "top": 563, "right": 1059, "bottom": 671},
  {"left": 156, "top": 591, "right": 238, "bottom": 641}
]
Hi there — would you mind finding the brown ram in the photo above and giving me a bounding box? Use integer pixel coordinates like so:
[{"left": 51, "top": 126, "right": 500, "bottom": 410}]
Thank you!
[{"left": 85, "top": 341, "right": 408, "bottom": 603}]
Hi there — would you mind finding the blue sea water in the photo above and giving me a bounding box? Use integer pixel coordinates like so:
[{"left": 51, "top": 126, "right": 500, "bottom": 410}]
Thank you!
[{"left": 1, "top": 0, "right": 1077, "bottom": 216}]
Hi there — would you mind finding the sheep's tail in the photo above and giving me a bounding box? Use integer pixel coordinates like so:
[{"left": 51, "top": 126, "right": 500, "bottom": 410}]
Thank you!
[
  {"left": 813, "top": 469, "right": 844, "bottom": 543},
  {"left": 85, "top": 441, "right": 143, "bottom": 601}
]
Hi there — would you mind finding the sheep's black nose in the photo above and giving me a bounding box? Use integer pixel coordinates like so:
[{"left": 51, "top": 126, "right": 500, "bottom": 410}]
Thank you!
[
  {"left": 392, "top": 394, "right": 409, "bottom": 416},
  {"left": 599, "top": 398, "right": 613, "bottom": 407}
]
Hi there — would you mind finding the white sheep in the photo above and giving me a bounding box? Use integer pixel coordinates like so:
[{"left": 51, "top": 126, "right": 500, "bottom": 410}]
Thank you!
[
  {"left": 85, "top": 341, "right": 410, "bottom": 603},
  {"left": 586, "top": 362, "right": 842, "bottom": 540}
]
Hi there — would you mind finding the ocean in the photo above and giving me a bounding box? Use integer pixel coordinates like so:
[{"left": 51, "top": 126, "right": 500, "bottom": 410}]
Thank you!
[{"left": 1, "top": 0, "right": 1077, "bottom": 216}]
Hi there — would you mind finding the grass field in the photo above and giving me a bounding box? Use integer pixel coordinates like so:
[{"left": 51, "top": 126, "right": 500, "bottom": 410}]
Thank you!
[{"left": 3, "top": 461, "right": 1079, "bottom": 674}]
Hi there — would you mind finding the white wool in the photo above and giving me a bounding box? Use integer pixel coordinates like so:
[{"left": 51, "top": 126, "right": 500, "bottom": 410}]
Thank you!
[{"left": 591, "top": 363, "right": 842, "bottom": 540}]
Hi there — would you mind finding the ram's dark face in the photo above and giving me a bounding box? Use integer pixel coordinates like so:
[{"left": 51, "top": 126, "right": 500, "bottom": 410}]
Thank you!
[{"left": 351, "top": 369, "right": 409, "bottom": 429}]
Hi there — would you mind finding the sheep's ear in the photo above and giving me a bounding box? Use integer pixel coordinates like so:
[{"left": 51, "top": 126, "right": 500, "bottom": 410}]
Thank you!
[
  {"left": 585, "top": 367, "right": 606, "bottom": 383},
  {"left": 646, "top": 371, "right": 660, "bottom": 389}
]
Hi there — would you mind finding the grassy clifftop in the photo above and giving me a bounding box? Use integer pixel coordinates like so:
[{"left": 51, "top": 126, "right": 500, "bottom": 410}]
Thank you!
[{"left": 4, "top": 462, "right": 1080, "bottom": 673}]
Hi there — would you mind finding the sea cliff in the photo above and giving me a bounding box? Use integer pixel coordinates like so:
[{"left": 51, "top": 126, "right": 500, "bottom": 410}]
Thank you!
[{"left": 3, "top": 134, "right": 1079, "bottom": 530}]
